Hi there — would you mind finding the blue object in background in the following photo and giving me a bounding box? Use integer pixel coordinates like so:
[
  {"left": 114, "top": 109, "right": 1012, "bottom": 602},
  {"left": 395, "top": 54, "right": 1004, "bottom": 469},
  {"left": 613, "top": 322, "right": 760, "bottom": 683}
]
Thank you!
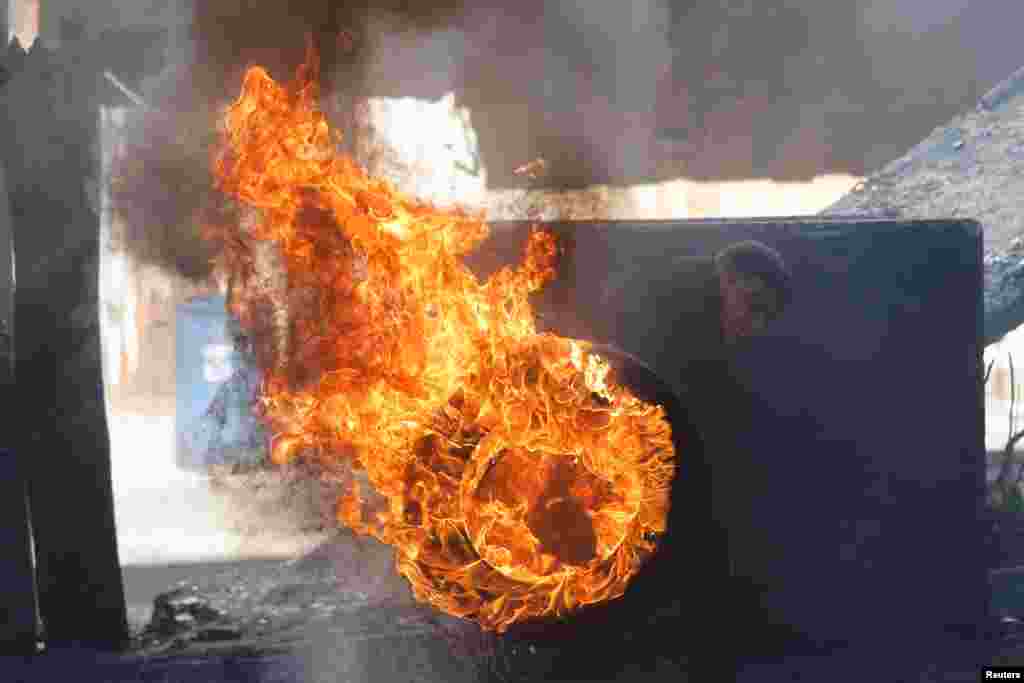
[
  {"left": 175, "top": 295, "right": 267, "bottom": 471},
  {"left": 175, "top": 295, "right": 237, "bottom": 471}
]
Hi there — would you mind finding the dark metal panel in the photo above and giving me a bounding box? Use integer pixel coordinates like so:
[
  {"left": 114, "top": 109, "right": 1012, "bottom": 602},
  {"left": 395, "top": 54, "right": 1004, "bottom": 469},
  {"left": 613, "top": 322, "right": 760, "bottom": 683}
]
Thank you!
[{"left": 468, "top": 217, "right": 986, "bottom": 651}]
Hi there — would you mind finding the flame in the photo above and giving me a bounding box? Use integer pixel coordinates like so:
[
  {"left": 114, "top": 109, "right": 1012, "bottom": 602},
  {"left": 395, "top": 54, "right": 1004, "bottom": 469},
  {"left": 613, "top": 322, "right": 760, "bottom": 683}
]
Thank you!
[{"left": 208, "top": 44, "right": 677, "bottom": 631}]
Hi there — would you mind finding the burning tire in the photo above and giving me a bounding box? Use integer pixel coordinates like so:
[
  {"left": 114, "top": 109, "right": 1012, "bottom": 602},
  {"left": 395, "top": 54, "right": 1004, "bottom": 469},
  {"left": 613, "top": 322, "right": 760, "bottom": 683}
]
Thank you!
[
  {"left": 206, "top": 46, "right": 680, "bottom": 633},
  {"left": 384, "top": 336, "right": 678, "bottom": 630}
]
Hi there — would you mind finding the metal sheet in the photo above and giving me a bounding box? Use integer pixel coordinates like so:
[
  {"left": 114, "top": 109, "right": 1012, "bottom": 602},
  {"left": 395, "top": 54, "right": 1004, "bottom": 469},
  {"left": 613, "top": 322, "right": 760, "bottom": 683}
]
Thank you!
[{"left": 465, "top": 217, "right": 986, "bottom": 653}]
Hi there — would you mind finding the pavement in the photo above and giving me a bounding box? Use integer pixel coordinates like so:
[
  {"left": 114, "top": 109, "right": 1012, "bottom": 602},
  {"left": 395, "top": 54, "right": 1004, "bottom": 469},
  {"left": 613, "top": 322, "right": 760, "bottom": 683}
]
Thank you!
[
  {"left": 2, "top": 650, "right": 306, "bottom": 683},
  {"left": 109, "top": 412, "right": 235, "bottom": 567},
  {"left": 0, "top": 409, "right": 994, "bottom": 681},
  {"left": 22, "top": 550, "right": 1012, "bottom": 683},
  {"left": 109, "top": 410, "right": 328, "bottom": 567},
  {"left": 0, "top": 633, "right": 1002, "bottom": 682},
  {"left": 3, "top": 537, "right": 1012, "bottom": 682},
  {"left": 121, "top": 559, "right": 286, "bottom": 636}
]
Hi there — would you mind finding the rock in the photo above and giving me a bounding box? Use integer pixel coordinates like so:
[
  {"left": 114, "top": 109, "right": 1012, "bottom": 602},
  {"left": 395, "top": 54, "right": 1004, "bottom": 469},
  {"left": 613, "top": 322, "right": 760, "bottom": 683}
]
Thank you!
[
  {"left": 148, "top": 587, "right": 224, "bottom": 637},
  {"left": 191, "top": 625, "right": 243, "bottom": 643},
  {"left": 822, "top": 62, "right": 1024, "bottom": 345}
]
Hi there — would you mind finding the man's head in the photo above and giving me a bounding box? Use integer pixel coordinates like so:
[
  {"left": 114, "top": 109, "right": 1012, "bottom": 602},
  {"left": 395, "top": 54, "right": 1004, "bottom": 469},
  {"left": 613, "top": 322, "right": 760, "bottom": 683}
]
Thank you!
[{"left": 714, "top": 240, "right": 793, "bottom": 345}]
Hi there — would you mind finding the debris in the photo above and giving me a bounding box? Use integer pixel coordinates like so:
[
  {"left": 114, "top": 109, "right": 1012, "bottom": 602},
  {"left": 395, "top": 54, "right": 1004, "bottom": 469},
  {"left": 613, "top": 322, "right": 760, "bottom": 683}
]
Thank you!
[
  {"left": 191, "top": 625, "right": 243, "bottom": 643},
  {"left": 148, "top": 587, "right": 224, "bottom": 637}
]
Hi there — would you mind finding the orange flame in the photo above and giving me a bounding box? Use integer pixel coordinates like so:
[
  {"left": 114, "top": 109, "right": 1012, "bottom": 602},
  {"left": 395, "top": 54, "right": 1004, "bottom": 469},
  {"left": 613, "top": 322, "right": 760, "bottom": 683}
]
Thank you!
[{"left": 209, "top": 44, "right": 677, "bottom": 631}]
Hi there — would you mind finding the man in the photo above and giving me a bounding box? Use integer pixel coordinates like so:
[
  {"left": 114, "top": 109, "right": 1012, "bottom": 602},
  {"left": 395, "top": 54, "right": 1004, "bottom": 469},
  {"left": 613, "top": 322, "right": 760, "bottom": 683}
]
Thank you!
[
  {"left": 716, "top": 240, "right": 793, "bottom": 346},
  {"left": 679, "top": 240, "right": 794, "bottom": 676},
  {"left": 516, "top": 238, "right": 793, "bottom": 680},
  {"left": 643, "top": 239, "right": 794, "bottom": 676}
]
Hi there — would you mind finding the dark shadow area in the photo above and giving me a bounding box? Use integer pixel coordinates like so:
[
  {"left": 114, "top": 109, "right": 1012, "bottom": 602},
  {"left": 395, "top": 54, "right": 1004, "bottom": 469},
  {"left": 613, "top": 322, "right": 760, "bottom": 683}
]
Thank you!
[{"left": 462, "top": 217, "right": 986, "bottom": 680}]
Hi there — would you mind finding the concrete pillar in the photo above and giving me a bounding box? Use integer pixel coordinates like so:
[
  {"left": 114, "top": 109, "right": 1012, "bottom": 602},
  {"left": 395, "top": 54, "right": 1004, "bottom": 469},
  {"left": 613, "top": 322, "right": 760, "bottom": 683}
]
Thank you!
[{"left": 1, "top": 40, "right": 128, "bottom": 650}]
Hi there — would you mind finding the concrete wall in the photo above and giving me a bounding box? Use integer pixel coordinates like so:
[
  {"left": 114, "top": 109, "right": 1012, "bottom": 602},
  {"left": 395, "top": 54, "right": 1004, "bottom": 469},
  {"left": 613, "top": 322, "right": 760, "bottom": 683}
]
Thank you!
[
  {"left": 32, "top": 1, "right": 1024, "bottom": 186},
  {"left": 38, "top": 0, "right": 188, "bottom": 45},
  {"left": 0, "top": 156, "right": 13, "bottom": 329}
]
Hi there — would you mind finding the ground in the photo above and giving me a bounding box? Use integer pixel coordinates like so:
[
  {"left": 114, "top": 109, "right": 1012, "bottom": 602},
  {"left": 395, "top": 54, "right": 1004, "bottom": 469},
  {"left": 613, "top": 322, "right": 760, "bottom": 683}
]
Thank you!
[
  {"left": 114, "top": 533, "right": 1019, "bottom": 682},
  {"left": 96, "top": 383, "right": 1005, "bottom": 681}
]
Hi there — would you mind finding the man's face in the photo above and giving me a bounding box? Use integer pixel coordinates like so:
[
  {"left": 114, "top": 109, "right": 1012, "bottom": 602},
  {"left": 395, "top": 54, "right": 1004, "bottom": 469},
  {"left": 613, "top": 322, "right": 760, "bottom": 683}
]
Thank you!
[{"left": 719, "top": 270, "right": 780, "bottom": 345}]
